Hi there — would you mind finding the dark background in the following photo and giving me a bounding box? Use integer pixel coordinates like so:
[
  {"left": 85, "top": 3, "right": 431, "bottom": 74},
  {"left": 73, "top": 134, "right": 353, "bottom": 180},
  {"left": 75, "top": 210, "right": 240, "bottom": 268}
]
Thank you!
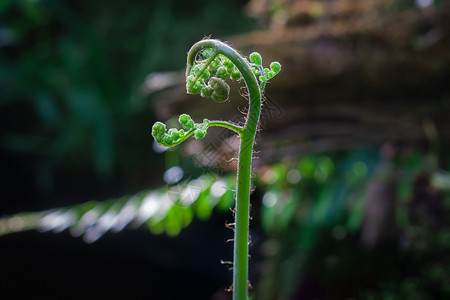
[
  {"left": 1, "top": 0, "right": 450, "bottom": 299},
  {"left": 0, "top": 0, "right": 253, "bottom": 298}
]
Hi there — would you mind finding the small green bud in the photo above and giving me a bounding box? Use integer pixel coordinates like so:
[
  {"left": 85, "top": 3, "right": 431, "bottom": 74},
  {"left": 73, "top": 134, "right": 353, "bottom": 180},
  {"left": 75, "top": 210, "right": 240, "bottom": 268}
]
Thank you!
[
  {"left": 270, "top": 61, "right": 281, "bottom": 74},
  {"left": 216, "top": 66, "right": 229, "bottom": 80},
  {"left": 203, "top": 48, "right": 214, "bottom": 59},
  {"left": 222, "top": 56, "right": 233, "bottom": 69},
  {"left": 203, "top": 118, "right": 210, "bottom": 125},
  {"left": 201, "top": 85, "right": 214, "bottom": 98},
  {"left": 168, "top": 128, "right": 181, "bottom": 140},
  {"left": 200, "top": 69, "right": 210, "bottom": 80},
  {"left": 208, "top": 59, "right": 220, "bottom": 75},
  {"left": 192, "top": 64, "right": 203, "bottom": 76},
  {"left": 259, "top": 75, "right": 268, "bottom": 82},
  {"left": 209, "top": 77, "right": 230, "bottom": 103},
  {"left": 186, "top": 78, "right": 204, "bottom": 94},
  {"left": 231, "top": 70, "right": 241, "bottom": 81},
  {"left": 250, "top": 52, "right": 262, "bottom": 66},
  {"left": 163, "top": 134, "right": 174, "bottom": 145},
  {"left": 211, "top": 93, "right": 227, "bottom": 103},
  {"left": 192, "top": 63, "right": 210, "bottom": 80},
  {"left": 186, "top": 74, "right": 194, "bottom": 84},
  {"left": 259, "top": 68, "right": 272, "bottom": 82},
  {"left": 152, "top": 122, "right": 166, "bottom": 140},
  {"left": 186, "top": 69, "right": 207, "bottom": 94},
  {"left": 194, "top": 129, "right": 207, "bottom": 140},
  {"left": 225, "top": 65, "right": 234, "bottom": 74},
  {"left": 179, "top": 114, "right": 195, "bottom": 130}
]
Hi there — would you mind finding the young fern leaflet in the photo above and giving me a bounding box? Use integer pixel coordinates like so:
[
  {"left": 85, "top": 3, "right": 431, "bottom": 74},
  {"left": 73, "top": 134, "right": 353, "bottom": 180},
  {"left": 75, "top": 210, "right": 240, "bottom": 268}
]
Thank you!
[{"left": 152, "top": 39, "right": 280, "bottom": 300}]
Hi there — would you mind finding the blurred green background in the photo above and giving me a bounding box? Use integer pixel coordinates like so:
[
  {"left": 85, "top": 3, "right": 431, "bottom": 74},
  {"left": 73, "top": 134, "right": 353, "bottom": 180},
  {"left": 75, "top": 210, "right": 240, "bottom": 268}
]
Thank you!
[{"left": 1, "top": 0, "right": 450, "bottom": 299}]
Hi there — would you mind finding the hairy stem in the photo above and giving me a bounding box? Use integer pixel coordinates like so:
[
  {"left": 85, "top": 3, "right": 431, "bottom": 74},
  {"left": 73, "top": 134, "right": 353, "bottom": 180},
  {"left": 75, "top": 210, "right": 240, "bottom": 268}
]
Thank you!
[
  {"left": 187, "top": 39, "right": 261, "bottom": 300},
  {"left": 234, "top": 130, "right": 254, "bottom": 299}
]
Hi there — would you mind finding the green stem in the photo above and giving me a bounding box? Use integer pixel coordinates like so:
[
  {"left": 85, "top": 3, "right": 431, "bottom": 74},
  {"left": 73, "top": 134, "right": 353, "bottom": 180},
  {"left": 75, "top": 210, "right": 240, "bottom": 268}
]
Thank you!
[
  {"left": 187, "top": 39, "right": 261, "bottom": 300},
  {"left": 209, "top": 120, "right": 243, "bottom": 135},
  {"left": 234, "top": 130, "right": 254, "bottom": 299}
]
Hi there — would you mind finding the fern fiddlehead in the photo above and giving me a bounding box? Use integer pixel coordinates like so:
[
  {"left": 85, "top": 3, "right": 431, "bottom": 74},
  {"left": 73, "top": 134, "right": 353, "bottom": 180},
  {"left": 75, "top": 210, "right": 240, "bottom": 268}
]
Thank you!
[{"left": 152, "top": 39, "right": 280, "bottom": 300}]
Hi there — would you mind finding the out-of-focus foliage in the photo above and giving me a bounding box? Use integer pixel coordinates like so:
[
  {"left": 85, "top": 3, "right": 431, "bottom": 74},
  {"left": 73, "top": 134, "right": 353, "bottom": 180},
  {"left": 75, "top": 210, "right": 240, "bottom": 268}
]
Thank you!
[
  {"left": 363, "top": 222, "right": 450, "bottom": 300},
  {"left": 255, "top": 146, "right": 450, "bottom": 300},
  {"left": 0, "top": 173, "right": 236, "bottom": 242},
  {"left": 0, "top": 0, "right": 256, "bottom": 186},
  {"left": 2, "top": 1, "right": 450, "bottom": 298},
  {"left": 2, "top": 145, "right": 449, "bottom": 299}
]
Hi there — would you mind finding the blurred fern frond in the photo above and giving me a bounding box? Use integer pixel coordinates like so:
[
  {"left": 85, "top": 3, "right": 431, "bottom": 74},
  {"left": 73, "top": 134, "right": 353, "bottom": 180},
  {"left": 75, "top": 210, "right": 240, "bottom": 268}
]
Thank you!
[{"left": 0, "top": 174, "right": 235, "bottom": 243}]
